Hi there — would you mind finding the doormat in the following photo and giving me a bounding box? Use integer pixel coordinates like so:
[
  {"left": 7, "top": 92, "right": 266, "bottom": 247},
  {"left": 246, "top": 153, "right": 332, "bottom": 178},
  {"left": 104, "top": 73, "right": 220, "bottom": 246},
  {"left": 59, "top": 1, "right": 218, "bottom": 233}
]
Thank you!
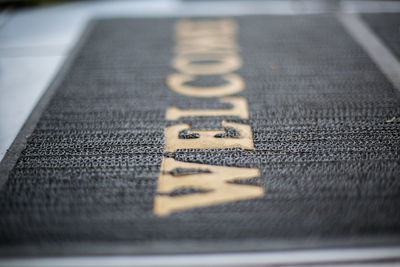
[{"left": 0, "top": 15, "right": 399, "bottom": 257}]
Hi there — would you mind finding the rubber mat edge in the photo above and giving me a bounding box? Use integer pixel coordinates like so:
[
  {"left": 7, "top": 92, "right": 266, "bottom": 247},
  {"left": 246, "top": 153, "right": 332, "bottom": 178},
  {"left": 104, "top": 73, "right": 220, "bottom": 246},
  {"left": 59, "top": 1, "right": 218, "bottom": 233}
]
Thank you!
[{"left": 0, "top": 19, "right": 97, "bottom": 189}]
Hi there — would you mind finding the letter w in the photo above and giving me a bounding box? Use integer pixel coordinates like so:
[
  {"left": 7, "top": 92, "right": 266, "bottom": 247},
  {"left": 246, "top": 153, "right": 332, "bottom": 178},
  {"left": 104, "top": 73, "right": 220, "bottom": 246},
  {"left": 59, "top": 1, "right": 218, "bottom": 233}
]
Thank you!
[{"left": 154, "top": 158, "right": 264, "bottom": 216}]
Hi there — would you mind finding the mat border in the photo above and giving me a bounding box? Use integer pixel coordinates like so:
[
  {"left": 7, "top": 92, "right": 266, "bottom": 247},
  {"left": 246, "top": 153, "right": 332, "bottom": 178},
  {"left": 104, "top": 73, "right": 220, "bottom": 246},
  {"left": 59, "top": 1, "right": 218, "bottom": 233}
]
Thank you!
[
  {"left": 339, "top": 13, "right": 400, "bottom": 92},
  {"left": 1, "top": 246, "right": 400, "bottom": 267},
  {"left": 1, "top": 236, "right": 400, "bottom": 258},
  {"left": 0, "top": 20, "right": 96, "bottom": 189}
]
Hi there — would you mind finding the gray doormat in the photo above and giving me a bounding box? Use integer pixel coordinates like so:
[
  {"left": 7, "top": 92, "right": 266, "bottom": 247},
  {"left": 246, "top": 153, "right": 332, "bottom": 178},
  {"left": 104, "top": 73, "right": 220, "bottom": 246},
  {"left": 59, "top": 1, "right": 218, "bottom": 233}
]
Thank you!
[
  {"left": 362, "top": 13, "right": 400, "bottom": 59},
  {"left": 0, "top": 15, "right": 399, "bottom": 257}
]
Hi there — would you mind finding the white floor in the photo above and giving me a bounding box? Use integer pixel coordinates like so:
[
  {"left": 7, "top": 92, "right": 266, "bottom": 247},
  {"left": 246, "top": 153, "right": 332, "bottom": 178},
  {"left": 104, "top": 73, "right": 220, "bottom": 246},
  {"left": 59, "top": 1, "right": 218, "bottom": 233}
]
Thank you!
[{"left": 2, "top": 246, "right": 400, "bottom": 267}]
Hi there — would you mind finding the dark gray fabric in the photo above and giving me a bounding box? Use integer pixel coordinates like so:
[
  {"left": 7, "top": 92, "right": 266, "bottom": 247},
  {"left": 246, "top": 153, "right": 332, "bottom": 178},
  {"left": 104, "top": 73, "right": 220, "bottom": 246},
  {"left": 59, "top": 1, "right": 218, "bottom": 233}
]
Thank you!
[
  {"left": 362, "top": 13, "right": 400, "bottom": 59},
  {"left": 0, "top": 15, "right": 400, "bottom": 253}
]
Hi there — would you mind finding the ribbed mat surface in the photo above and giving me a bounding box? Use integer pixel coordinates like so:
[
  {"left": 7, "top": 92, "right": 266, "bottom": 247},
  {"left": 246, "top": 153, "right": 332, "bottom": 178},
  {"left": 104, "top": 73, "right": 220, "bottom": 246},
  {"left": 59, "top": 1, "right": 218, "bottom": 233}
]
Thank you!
[
  {"left": 0, "top": 15, "right": 399, "bottom": 255},
  {"left": 362, "top": 13, "right": 400, "bottom": 59}
]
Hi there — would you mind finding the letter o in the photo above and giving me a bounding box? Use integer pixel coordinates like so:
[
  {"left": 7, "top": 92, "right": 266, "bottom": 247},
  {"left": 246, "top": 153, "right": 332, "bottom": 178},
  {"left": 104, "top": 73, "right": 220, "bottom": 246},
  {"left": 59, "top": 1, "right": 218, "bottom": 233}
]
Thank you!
[
  {"left": 172, "top": 55, "right": 242, "bottom": 75},
  {"left": 167, "top": 73, "right": 245, "bottom": 98}
]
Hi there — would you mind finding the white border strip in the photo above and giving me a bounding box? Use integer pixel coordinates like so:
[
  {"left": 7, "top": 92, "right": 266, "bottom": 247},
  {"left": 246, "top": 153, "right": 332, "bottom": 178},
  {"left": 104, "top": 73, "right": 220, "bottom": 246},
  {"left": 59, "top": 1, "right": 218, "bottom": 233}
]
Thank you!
[
  {"left": 342, "top": 0, "right": 400, "bottom": 13},
  {"left": 1, "top": 247, "right": 400, "bottom": 267},
  {"left": 338, "top": 13, "right": 400, "bottom": 91}
]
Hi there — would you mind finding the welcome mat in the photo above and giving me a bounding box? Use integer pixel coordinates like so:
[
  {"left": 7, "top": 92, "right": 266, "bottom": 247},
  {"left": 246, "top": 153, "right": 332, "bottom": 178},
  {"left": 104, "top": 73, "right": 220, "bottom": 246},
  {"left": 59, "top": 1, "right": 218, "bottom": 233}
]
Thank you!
[{"left": 0, "top": 15, "right": 399, "bottom": 257}]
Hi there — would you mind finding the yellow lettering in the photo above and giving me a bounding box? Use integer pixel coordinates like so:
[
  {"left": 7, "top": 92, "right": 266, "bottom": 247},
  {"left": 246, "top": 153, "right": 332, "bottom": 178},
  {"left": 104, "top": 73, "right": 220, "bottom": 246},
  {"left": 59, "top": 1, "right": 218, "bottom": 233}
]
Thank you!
[
  {"left": 175, "top": 36, "right": 238, "bottom": 55},
  {"left": 165, "top": 121, "right": 254, "bottom": 152},
  {"left": 175, "top": 19, "right": 237, "bottom": 38},
  {"left": 154, "top": 19, "right": 265, "bottom": 216},
  {"left": 166, "top": 97, "right": 249, "bottom": 120},
  {"left": 172, "top": 54, "right": 241, "bottom": 75},
  {"left": 167, "top": 73, "right": 244, "bottom": 97},
  {"left": 154, "top": 158, "right": 264, "bottom": 216}
]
